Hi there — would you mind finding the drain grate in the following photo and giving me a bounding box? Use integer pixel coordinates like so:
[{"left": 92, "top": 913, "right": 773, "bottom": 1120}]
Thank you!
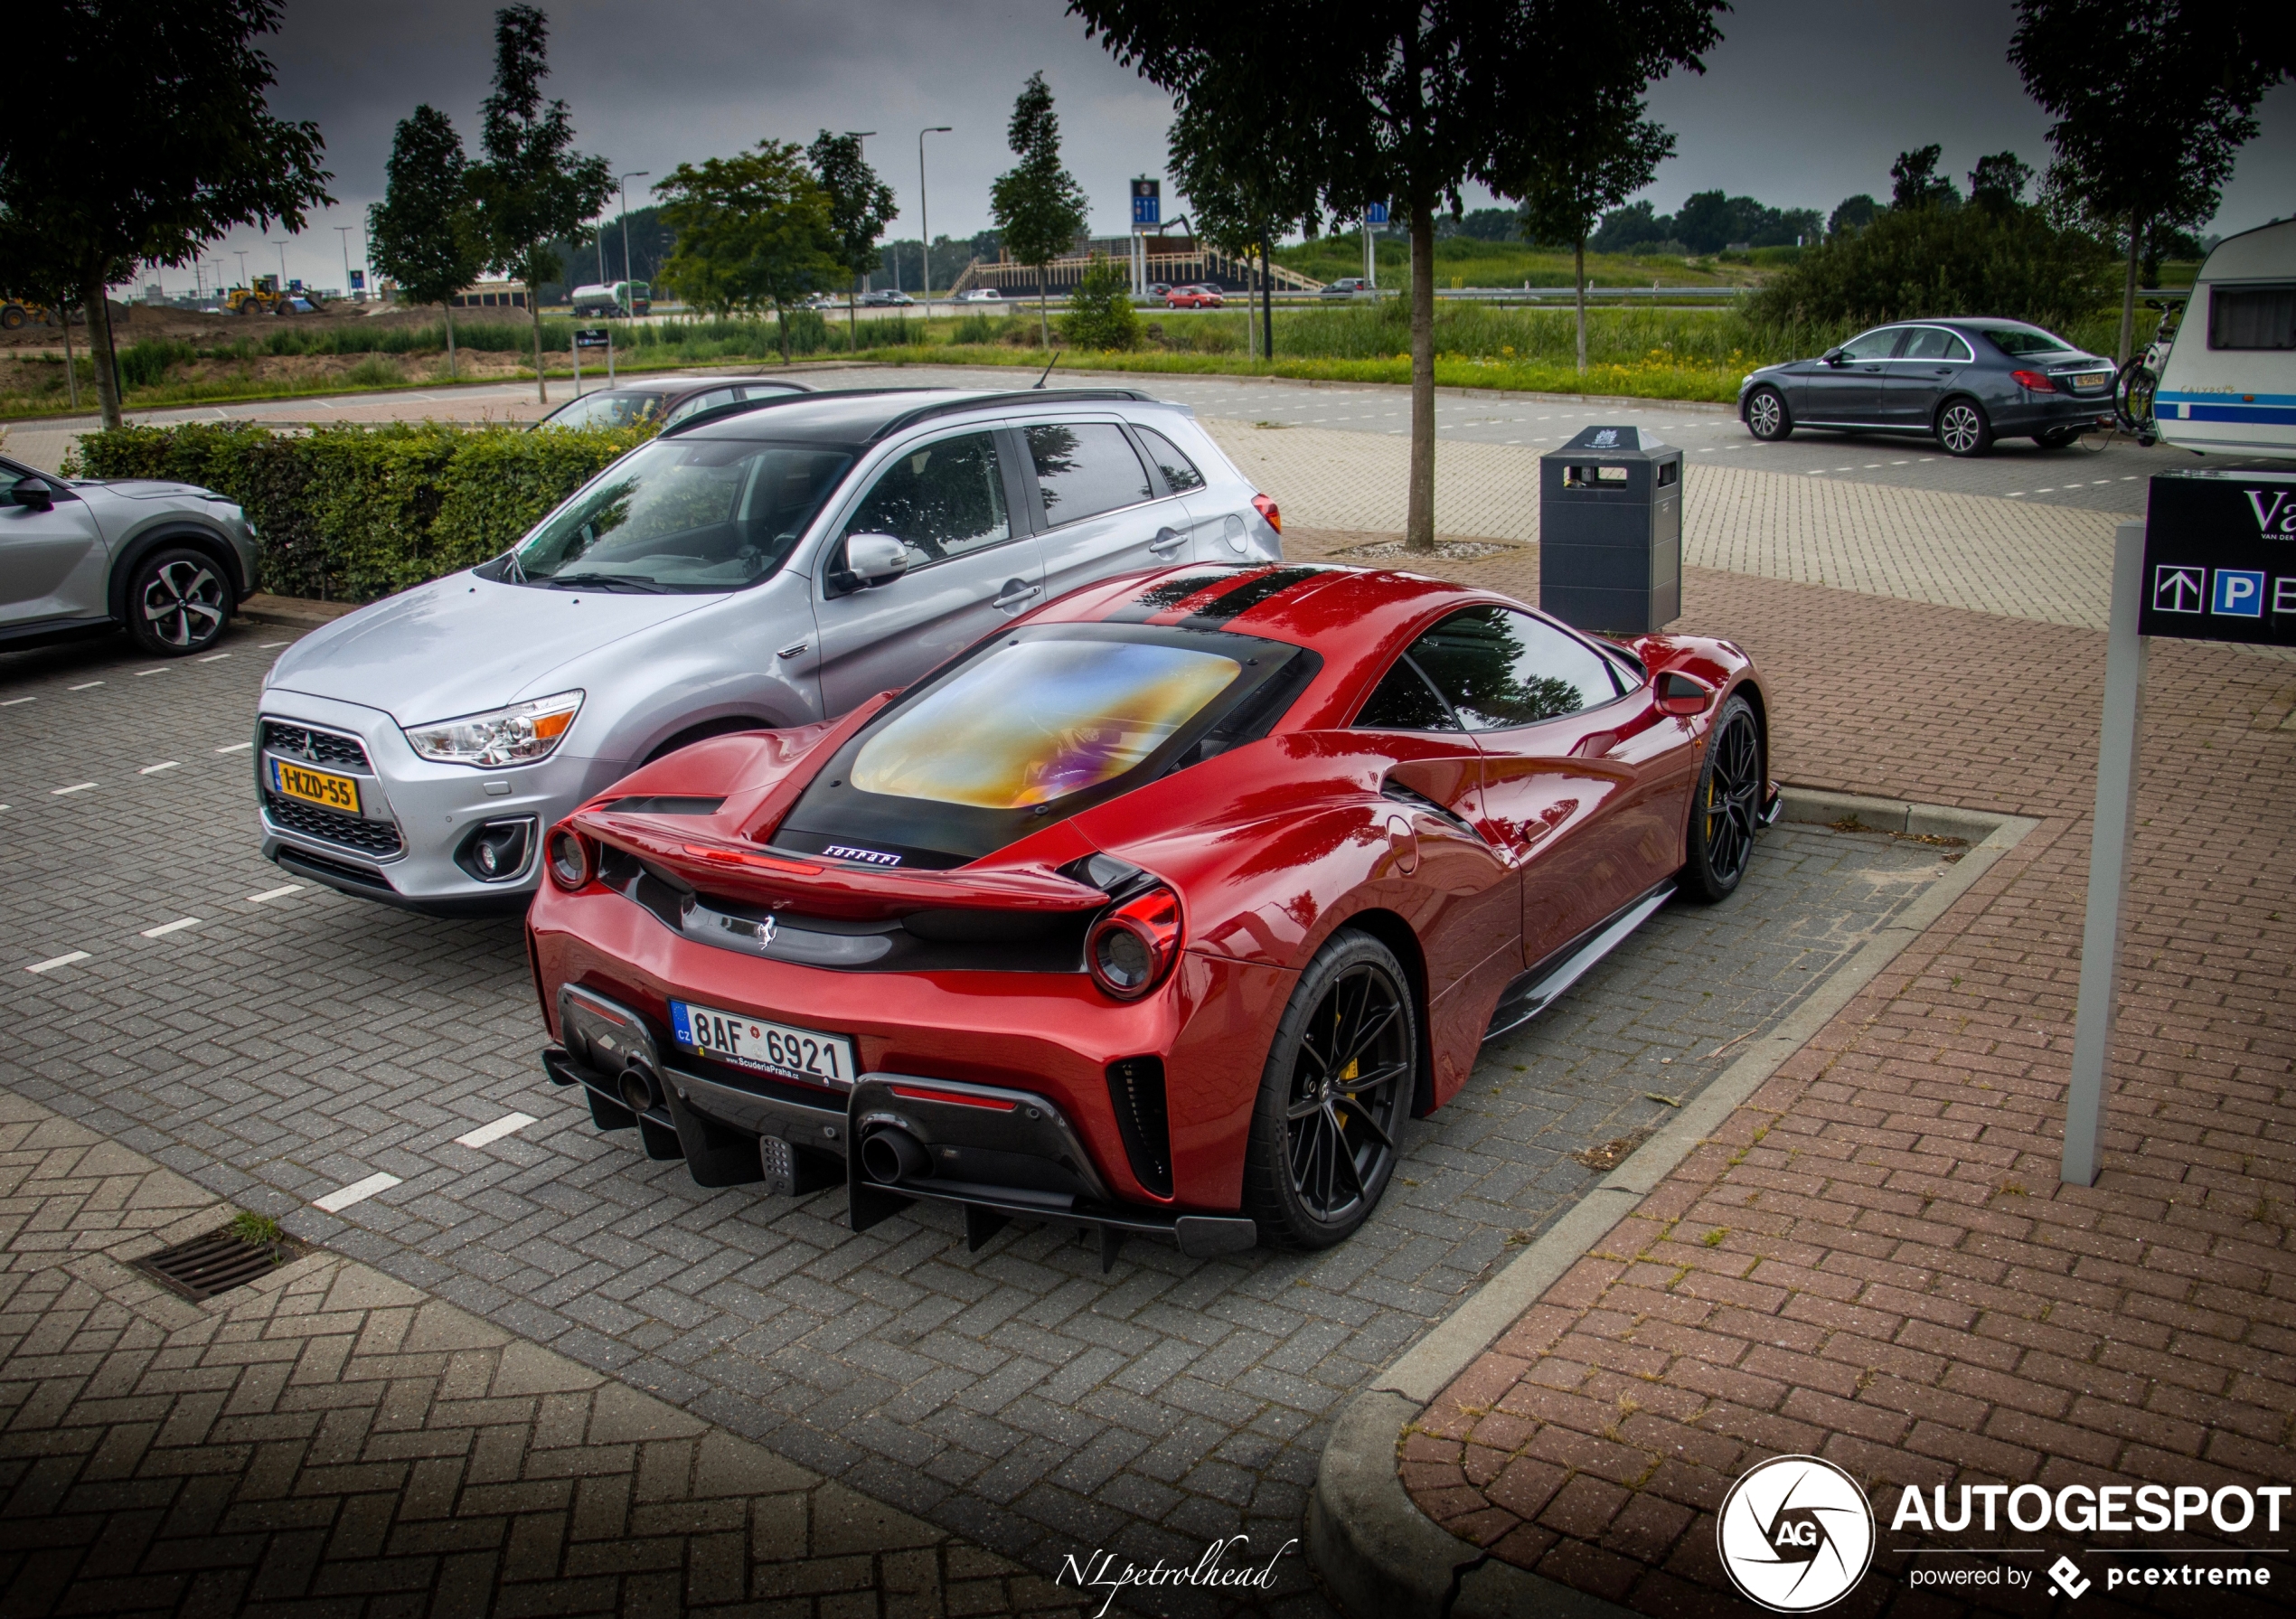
[{"left": 131, "top": 1226, "right": 301, "bottom": 1301}]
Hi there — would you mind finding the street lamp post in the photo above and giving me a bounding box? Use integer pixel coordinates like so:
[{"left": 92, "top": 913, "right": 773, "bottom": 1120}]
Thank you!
[
  {"left": 918, "top": 126, "right": 952, "bottom": 315},
  {"left": 234, "top": 249, "right": 249, "bottom": 289},
  {"left": 617, "top": 172, "right": 649, "bottom": 306},
  {"left": 272, "top": 240, "right": 289, "bottom": 289},
  {"left": 334, "top": 225, "right": 353, "bottom": 299}
]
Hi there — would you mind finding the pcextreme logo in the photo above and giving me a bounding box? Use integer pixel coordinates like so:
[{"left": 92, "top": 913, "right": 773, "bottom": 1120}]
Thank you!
[{"left": 1716, "top": 1455, "right": 1877, "bottom": 1612}]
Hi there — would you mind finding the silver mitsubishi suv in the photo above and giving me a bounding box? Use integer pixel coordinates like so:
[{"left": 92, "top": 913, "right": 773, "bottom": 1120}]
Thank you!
[{"left": 256, "top": 387, "right": 1285, "bottom": 914}]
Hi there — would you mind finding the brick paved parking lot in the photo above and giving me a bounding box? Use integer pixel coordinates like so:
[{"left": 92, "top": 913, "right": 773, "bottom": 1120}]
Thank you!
[{"left": 0, "top": 613, "right": 1949, "bottom": 1613}]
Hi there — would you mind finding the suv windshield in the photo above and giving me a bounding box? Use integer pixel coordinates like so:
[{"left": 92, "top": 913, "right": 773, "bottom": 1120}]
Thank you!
[
  {"left": 500, "top": 438, "right": 852, "bottom": 592},
  {"left": 1981, "top": 326, "right": 2076, "bottom": 357}
]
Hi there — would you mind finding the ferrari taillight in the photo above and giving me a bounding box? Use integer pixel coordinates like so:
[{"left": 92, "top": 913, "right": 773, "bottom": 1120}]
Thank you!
[
  {"left": 545, "top": 826, "right": 592, "bottom": 890},
  {"left": 2010, "top": 369, "right": 2057, "bottom": 392},
  {"left": 1252, "top": 493, "right": 1282, "bottom": 534},
  {"left": 1087, "top": 886, "right": 1182, "bottom": 1000}
]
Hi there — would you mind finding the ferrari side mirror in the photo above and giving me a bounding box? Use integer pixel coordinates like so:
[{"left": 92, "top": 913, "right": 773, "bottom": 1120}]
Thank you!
[{"left": 1658, "top": 672, "right": 1712, "bottom": 716}]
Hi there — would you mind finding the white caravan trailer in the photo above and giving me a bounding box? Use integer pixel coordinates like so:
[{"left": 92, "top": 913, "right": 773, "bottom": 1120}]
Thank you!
[{"left": 2154, "top": 218, "right": 2296, "bottom": 460}]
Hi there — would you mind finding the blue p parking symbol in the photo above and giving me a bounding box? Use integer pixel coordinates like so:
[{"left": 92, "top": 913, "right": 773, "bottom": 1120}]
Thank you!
[{"left": 2214, "top": 569, "right": 2266, "bottom": 618}]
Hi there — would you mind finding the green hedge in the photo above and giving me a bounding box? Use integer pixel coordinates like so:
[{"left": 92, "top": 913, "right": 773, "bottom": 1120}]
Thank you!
[{"left": 65, "top": 421, "right": 652, "bottom": 602}]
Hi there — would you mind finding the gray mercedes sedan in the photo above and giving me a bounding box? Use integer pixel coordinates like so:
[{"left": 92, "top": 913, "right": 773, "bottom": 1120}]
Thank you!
[
  {"left": 0, "top": 451, "right": 260, "bottom": 658},
  {"left": 1736, "top": 317, "right": 2115, "bottom": 456},
  {"left": 256, "top": 387, "right": 1285, "bottom": 914}
]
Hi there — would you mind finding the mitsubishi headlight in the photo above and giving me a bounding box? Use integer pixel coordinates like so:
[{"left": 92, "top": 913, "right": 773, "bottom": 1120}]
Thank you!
[{"left": 404, "top": 691, "right": 583, "bottom": 768}]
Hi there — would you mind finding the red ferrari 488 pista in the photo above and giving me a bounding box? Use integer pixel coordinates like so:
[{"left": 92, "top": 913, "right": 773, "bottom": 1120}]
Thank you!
[{"left": 528, "top": 563, "right": 1775, "bottom": 1261}]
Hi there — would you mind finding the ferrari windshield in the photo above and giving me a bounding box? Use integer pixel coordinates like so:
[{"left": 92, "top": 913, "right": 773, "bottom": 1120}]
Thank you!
[
  {"left": 852, "top": 638, "right": 1243, "bottom": 809},
  {"left": 503, "top": 438, "right": 853, "bottom": 592}
]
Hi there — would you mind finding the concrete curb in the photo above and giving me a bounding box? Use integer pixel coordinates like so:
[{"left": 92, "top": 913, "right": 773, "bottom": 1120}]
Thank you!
[{"left": 1308, "top": 786, "right": 2040, "bottom": 1617}]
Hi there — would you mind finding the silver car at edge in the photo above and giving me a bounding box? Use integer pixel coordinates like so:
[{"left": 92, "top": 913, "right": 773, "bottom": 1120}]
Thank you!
[
  {"left": 255, "top": 386, "right": 1286, "bottom": 915},
  {"left": 0, "top": 450, "right": 260, "bottom": 658}
]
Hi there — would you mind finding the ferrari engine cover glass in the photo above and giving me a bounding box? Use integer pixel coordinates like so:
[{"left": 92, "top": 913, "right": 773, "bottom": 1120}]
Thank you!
[{"left": 851, "top": 639, "right": 1242, "bottom": 809}]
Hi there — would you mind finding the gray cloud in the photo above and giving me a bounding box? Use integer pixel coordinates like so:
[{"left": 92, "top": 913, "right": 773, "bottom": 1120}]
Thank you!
[{"left": 187, "top": 0, "right": 2291, "bottom": 295}]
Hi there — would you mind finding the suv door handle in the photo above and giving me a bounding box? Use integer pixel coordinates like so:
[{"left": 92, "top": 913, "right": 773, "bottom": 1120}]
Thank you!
[
  {"left": 991, "top": 579, "right": 1041, "bottom": 613},
  {"left": 1148, "top": 527, "right": 1187, "bottom": 555}
]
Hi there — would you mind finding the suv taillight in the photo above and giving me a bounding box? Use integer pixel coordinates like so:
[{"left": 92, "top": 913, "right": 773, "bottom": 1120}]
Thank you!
[
  {"left": 2010, "top": 369, "right": 2057, "bottom": 392},
  {"left": 1087, "top": 886, "right": 1182, "bottom": 1000},
  {"left": 1251, "top": 493, "right": 1282, "bottom": 534}
]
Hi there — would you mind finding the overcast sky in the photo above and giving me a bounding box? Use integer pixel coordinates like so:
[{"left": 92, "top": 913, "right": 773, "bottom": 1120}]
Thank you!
[{"left": 188, "top": 0, "right": 2293, "bottom": 295}]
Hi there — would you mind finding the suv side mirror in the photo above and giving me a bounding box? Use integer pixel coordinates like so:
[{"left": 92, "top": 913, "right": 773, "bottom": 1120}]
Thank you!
[
  {"left": 10, "top": 475, "right": 54, "bottom": 512},
  {"left": 843, "top": 533, "right": 909, "bottom": 589},
  {"left": 1657, "top": 671, "right": 1713, "bottom": 716}
]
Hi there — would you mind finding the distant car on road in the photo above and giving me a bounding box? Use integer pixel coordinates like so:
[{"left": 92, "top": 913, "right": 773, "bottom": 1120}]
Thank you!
[
  {"left": 858, "top": 290, "right": 917, "bottom": 307},
  {"left": 955, "top": 287, "right": 1002, "bottom": 304},
  {"left": 1146, "top": 281, "right": 1172, "bottom": 299},
  {"left": 1165, "top": 285, "right": 1225, "bottom": 309},
  {"left": 1737, "top": 318, "right": 2114, "bottom": 457},
  {"left": 1320, "top": 278, "right": 1371, "bottom": 299},
  {"left": 0, "top": 449, "right": 259, "bottom": 658},
  {"left": 536, "top": 377, "right": 813, "bottom": 432},
  {"left": 255, "top": 385, "right": 1284, "bottom": 914}
]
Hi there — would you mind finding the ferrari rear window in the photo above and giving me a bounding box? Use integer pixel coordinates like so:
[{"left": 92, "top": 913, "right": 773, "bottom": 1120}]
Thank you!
[{"left": 852, "top": 638, "right": 1242, "bottom": 809}]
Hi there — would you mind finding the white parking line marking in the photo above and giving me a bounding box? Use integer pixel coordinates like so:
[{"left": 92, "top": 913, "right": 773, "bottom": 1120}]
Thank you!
[
  {"left": 313, "top": 1172, "right": 400, "bottom": 1214},
  {"left": 139, "top": 918, "right": 202, "bottom": 938},
  {"left": 1, "top": 697, "right": 32, "bottom": 707},
  {"left": 2007, "top": 492, "right": 2027, "bottom": 498},
  {"left": 197, "top": 654, "right": 231, "bottom": 663},
  {"left": 215, "top": 741, "right": 251, "bottom": 753},
  {"left": 135, "top": 667, "right": 171, "bottom": 677},
  {"left": 139, "top": 761, "right": 180, "bottom": 775},
  {"left": 69, "top": 682, "right": 103, "bottom": 691},
  {"left": 1891, "top": 459, "right": 1910, "bottom": 465},
  {"left": 52, "top": 783, "right": 97, "bottom": 795},
  {"left": 25, "top": 952, "right": 90, "bottom": 974},
  {"left": 248, "top": 884, "right": 306, "bottom": 903},
  {"left": 455, "top": 1112, "right": 538, "bottom": 1150},
  {"left": 259, "top": 641, "right": 289, "bottom": 649}
]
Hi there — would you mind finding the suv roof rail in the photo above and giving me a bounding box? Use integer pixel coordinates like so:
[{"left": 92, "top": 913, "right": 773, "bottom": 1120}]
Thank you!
[{"left": 656, "top": 384, "right": 1161, "bottom": 443}]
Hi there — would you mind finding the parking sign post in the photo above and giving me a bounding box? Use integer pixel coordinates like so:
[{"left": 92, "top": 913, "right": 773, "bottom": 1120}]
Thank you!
[
  {"left": 2065, "top": 472, "right": 2296, "bottom": 1184},
  {"left": 2063, "top": 521, "right": 2147, "bottom": 1185}
]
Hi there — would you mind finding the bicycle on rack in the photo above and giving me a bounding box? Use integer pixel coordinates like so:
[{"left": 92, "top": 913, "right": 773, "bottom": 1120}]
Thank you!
[{"left": 2113, "top": 299, "right": 2183, "bottom": 446}]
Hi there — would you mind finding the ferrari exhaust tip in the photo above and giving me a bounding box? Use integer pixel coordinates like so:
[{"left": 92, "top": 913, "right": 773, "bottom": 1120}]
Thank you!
[
  {"left": 618, "top": 1064, "right": 658, "bottom": 1115},
  {"left": 861, "top": 1127, "right": 930, "bottom": 1185}
]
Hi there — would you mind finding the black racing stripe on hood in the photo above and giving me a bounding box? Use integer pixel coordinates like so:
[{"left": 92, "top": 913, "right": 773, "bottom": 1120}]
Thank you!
[
  {"left": 1178, "top": 565, "right": 1333, "bottom": 627},
  {"left": 1104, "top": 571, "right": 1244, "bottom": 624}
]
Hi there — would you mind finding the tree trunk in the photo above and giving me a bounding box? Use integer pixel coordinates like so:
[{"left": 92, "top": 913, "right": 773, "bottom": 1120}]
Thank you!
[
  {"left": 82, "top": 263, "right": 123, "bottom": 430},
  {"left": 2116, "top": 211, "right": 2142, "bottom": 366},
  {"left": 1406, "top": 202, "right": 1436, "bottom": 554},
  {"left": 443, "top": 302, "right": 458, "bottom": 380},
  {"left": 1259, "top": 222, "right": 1274, "bottom": 361},
  {"left": 776, "top": 301, "right": 792, "bottom": 363},
  {"left": 1038, "top": 271, "right": 1049, "bottom": 349},
  {"left": 1575, "top": 235, "right": 1587, "bottom": 373},
  {"left": 529, "top": 287, "right": 548, "bottom": 404},
  {"left": 60, "top": 298, "right": 80, "bottom": 411},
  {"left": 848, "top": 283, "right": 858, "bottom": 354}
]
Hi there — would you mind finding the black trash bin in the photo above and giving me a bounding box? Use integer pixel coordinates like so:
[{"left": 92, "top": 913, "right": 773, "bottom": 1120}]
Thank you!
[{"left": 1538, "top": 425, "right": 1682, "bottom": 635}]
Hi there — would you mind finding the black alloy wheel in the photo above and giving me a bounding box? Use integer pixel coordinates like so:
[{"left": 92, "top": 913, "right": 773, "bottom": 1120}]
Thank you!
[
  {"left": 1681, "top": 694, "right": 1762, "bottom": 903},
  {"left": 128, "top": 547, "right": 231, "bottom": 655},
  {"left": 1244, "top": 930, "right": 1417, "bottom": 1249},
  {"left": 1936, "top": 398, "right": 1992, "bottom": 457},
  {"left": 1744, "top": 386, "right": 1792, "bottom": 442}
]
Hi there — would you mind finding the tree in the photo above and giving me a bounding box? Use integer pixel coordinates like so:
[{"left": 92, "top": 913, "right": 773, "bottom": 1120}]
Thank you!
[
  {"left": 1514, "top": 89, "right": 1673, "bottom": 371},
  {"left": 0, "top": 0, "right": 332, "bottom": 428},
  {"left": 1074, "top": 0, "right": 1725, "bottom": 553},
  {"left": 805, "top": 131, "right": 899, "bottom": 355},
  {"left": 1166, "top": 96, "right": 1321, "bottom": 361},
  {"left": 655, "top": 142, "right": 840, "bottom": 361},
  {"left": 990, "top": 72, "right": 1090, "bottom": 348},
  {"left": 368, "top": 106, "right": 486, "bottom": 379},
  {"left": 467, "top": 5, "right": 613, "bottom": 402},
  {"left": 2011, "top": 0, "right": 2287, "bottom": 362},
  {"left": 1063, "top": 253, "right": 1142, "bottom": 350},
  {"left": 1888, "top": 146, "right": 1962, "bottom": 211},
  {"left": 1967, "top": 152, "right": 2035, "bottom": 212},
  {"left": 1828, "top": 194, "right": 1879, "bottom": 237},
  {"left": 1746, "top": 202, "right": 2114, "bottom": 334}
]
